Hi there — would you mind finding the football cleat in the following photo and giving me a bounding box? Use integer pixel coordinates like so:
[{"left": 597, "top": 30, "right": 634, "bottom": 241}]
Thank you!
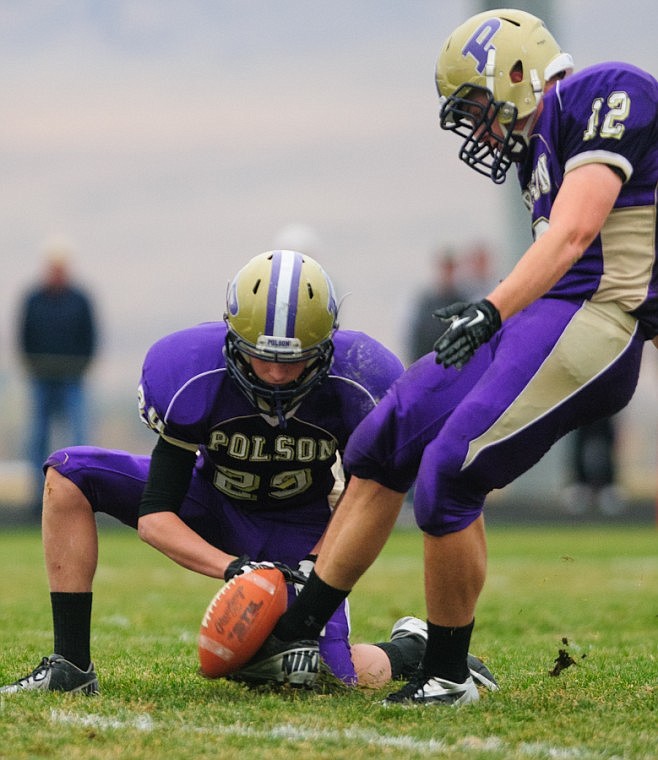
[
  {"left": 390, "top": 617, "right": 499, "bottom": 691},
  {"left": 383, "top": 669, "right": 479, "bottom": 706},
  {"left": 0, "top": 654, "right": 99, "bottom": 695},
  {"left": 390, "top": 616, "right": 428, "bottom": 642},
  {"left": 229, "top": 634, "right": 319, "bottom": 687},
  {"left": 467, "top": 653, "right": 499, "bottom": 691}
]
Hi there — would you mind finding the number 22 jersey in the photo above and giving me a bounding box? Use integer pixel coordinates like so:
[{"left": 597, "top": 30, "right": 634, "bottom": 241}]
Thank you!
[{"left": 138, "top": 321, "right": 404, "bottom": 512}]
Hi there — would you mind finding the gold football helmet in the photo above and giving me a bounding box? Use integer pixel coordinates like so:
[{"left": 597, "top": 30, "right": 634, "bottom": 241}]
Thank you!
[
  {"left": 224, "top": 250, "right": 338, "bottom": 424},
  {"left": 435, "top": 9, "right": 573, "bottom": 183}
]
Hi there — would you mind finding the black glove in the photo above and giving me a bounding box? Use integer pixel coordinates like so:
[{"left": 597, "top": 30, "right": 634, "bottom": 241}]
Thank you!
[
  {"left": 433, "top": 299, "right": 501, "bottom": 370},
  {"left": 224, "top": 554, "right": 307, "bottom": 585}
]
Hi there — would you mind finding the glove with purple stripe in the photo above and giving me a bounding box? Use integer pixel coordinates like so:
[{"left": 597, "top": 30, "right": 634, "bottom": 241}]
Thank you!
[{"left": 433, "top": 299, "right": 501, "bottom": 370}]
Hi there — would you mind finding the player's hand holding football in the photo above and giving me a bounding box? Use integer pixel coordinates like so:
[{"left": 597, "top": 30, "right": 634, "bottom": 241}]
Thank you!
[
  {"left": 224, "top": 554, "right": 306, "bottom": 585},
  {"left": 433, "top": 299, "right": 501, "bottom": 370}
]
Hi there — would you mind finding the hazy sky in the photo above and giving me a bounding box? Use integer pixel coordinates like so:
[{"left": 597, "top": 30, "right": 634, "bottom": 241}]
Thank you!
[{"left": 1, "top": 0, "right": 657, "bottom": 458}]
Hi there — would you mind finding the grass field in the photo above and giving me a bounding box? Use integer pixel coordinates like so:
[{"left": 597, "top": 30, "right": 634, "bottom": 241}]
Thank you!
[{"left": 0, "top": 523, "right": 656, "bottom": 759}]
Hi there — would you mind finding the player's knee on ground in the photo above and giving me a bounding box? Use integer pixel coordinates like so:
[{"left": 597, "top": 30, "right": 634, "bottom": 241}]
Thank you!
[{"left": 351, "top": 643, "right": 392, "bottom": 689}]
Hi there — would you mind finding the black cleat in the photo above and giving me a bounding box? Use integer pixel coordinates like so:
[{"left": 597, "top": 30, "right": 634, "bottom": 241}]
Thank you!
[
  {"left": 391, "top": 617, "right": 498, "bottom": 691},
  {"left": 467, "top": 653, "right": 499, "bottom": 691},
  {"left": 383, "top": 668, "right": 479, "bottom": 706},
  {"left": 0, "top": 654, "right": 99, "bottom": 695},
  {"left": 230, "top": 634, "right": 319, "bottom": 687}
]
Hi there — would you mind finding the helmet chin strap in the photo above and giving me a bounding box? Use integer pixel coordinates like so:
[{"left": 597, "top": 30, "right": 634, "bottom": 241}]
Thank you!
[{"left": 273, "top": 397, "right": 288, "bottom": 428}]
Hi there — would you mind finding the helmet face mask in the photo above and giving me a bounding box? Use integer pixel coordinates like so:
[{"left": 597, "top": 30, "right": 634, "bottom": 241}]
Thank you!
[
  {"left": 440, "top": 84, "right": 526, "bottom": 184},
  {"left": 435, "top": 9, "right": 573, "bottom": 183},
  {"left": 225, "top": 337, "right": 334, "bottom": 423},
  {"left": 224, "top": 250, "right": 338, "bottom": 425}
]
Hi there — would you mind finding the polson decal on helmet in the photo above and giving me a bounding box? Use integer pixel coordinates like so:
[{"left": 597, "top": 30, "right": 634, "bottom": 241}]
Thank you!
[
  {"left": 435, "top": 9, "right": 573, "bottom": 183},
  {"left": 224, "top": 250, "right": 338, "bottom": 425}
]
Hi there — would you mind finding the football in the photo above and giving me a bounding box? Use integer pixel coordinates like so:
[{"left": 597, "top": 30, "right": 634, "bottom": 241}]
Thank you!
[{"left": 198, "top": 567, "right": 288, "bottom": 678}]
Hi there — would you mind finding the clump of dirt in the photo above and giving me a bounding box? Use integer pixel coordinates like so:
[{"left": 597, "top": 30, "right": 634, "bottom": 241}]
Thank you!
[{"left": 549, "top": 637, "right": 586, "bottom": 676}]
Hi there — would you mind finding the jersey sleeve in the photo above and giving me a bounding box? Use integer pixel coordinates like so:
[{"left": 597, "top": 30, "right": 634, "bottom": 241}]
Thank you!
[
  {"left": 331, "top": 330, "right": 404, "bottom": 402},
  {"left": 325, "top": 330, "right": 405, "bottom": 442},
  {"left": 557, "top": 63, "right": 658, "bottom": 182},
  {"left": 138, "top": 436, "right": 197, "bottom": 516},
  {"left": 137, "top": 322, "right": 227, "bottom": 450}
]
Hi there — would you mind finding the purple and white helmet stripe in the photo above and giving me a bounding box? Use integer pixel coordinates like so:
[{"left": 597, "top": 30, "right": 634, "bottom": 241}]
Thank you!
[{"left": 266, "top": 250, "right": 303, "bottom": 338}]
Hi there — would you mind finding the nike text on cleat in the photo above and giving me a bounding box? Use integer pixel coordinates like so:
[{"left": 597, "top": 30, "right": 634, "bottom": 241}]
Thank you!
[
  {"left": 0, "top": 654, "right": 99, "bottom": 695},
  {"left": 229, "top": 635, "right": 319, "bottom": 687},
  {"left": 383, "top": 670, "right": 479, "bottom": 706}
]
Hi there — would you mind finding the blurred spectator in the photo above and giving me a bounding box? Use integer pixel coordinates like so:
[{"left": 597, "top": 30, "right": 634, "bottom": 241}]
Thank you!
[
  {"left": 561, "top": 416, "right": 628, "bottom": 516},
  {"left": 461, "top": 241, "right": 498, "bottom": 301},
  {"left": 407, "top": 248, "right": 466, "bottom": 364},
  {"left": 17, "top": 240, "right": 98, "bottom": 517}
]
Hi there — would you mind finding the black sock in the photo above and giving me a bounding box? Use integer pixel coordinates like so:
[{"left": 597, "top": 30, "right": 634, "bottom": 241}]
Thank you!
[
  {"left": 51, "top": 592, "right": 93, "bottom": 671},
  {"left": 273, "top": 569, "right": 349, "bottom": 641},
  {"left": 375, "top": 634, "right": 426, "bottom": 679},
  {"left": 421, "top": 619, "right": 474, "bottom": 683}
]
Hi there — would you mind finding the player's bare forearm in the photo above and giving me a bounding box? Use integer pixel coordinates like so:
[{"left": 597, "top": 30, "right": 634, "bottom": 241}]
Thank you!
[
  {"left": 137, "top": 510, "right": 232, "bottom": 579},
  {"left": 489, "top": 164, "right": 622, "bottom": 321},
  {"left": 487, "top": 229, "right": 578, "bottom": 319}
]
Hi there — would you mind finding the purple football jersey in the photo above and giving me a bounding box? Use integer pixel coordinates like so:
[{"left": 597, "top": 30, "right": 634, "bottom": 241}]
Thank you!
[
  {"left": 520, "top": 62, "right": 658, "bottom": 336},
  {"left": 138, "top": 321, "right": 403, "bottom": 511}
]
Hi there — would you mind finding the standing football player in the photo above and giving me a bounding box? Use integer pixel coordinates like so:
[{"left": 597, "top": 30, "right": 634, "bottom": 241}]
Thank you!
[
  {"left": 238, "top": 9, "right": 658, "bottom": 705},
  {"left": 2, "top": 250, "right": 480, "bottom": 694}
]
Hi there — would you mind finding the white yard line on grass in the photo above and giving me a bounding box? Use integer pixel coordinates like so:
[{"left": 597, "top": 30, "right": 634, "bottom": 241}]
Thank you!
[{"left": 50, "top": 708, "right": 603, "bottom": 759}]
